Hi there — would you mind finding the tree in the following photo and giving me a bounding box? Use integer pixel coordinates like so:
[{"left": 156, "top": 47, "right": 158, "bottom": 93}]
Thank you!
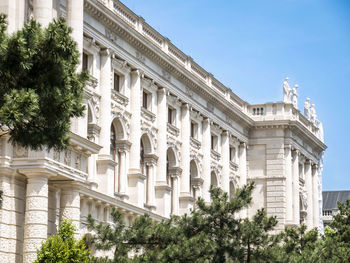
[
  {"left": 87, "top": 183, "right": 279, "bottom": 263},
  {"left": 34, "top": 219, "right": 91, "bottom": 263},
  {"left": 316, "top": 200, "right": 350, "bottom": 262},
  {"left": 0, "top": 14, "right": 88, "bottom": 150}
]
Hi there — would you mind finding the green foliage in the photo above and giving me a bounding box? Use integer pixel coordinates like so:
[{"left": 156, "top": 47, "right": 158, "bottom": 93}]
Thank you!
[
  {"left": 87, "top": 183, "right": 279, "bottom": 263},
  {"left": 0, "top": 14, "right": 88, "bottom": 150},
  {"left": 34, "top": 219, "right": 91, "bottom": 263}
]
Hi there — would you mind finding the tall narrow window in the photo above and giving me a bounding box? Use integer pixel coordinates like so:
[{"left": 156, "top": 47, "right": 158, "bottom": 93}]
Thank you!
[
  {"left": 168, "top": 108, "right": 173, "bottom": 124},
  {"left": 82, "top": 52, "right": 89, "bottom": 71},
  {"left": 211, "top": 135, "right": 218, "bottom": 151},
  {"left": 143, "top": 91, "right": 148, "bottom": 109},
  {"left": 110, "top": 125, "right": 116, "bottom": 160},
  {"left": 191, "top": 121, "right": 198, "bottom": 139},
  {"left": 140, "top": 140, "right": 145, "bottom": 175},
  {"left": 114, "top": 73, "right": 120, "bottom": 92}
]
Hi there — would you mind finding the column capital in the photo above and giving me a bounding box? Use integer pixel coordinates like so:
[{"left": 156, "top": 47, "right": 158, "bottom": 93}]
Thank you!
[
  {"left": 222, "top": 130, "right": 230, "bottom": 137},
  {"left": 130, "top": 68, "right": 143, "bottom": 77},
  {"left": 239, "top": 141, "right": 247, "bottom": 148},
  {"left": 202, "top": 117, "right": 210, "bottom": 125},
  {"left": 168, "top": 167, "right": 182, "bottom": 178},
  {"left": 181, "top": 102, "right": 190, "bottom": 110},
  {"left": 100, "top": 47, "right": 111, "bottom": 57},
  {"left": 116, "top": 140, "right": 131, "bottom": 152},
  {"left": 19, "top": 168, "right": 56, "bottom": 178},
  {"left": 284, "top": 144, "right": 292, "bottom": 150},
  {"left": 157, "top": 87, "right": 167, "bottom": 95}
]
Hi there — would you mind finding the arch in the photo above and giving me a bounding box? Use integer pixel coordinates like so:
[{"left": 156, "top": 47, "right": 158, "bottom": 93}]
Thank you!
[
  {"left": 111, "top": 117, "right": 126, "bottom": 140},
  {"left": 210, "top": 171, "right": 218, "bottom": 187},
  {"left": 87, "top": 100, "right": 96, "bottom": 124},
  {"left": 167, "top": 147, "right": 177, "bottom": 168},
  {"left": 140, "top": 133, "right": 153, "bottom": 154},
  {"left": 190, "top": 160, "right": 199, "bottom": 179},
  {"left": 229, "top": 181, "right": 235, "bottom": 200}
]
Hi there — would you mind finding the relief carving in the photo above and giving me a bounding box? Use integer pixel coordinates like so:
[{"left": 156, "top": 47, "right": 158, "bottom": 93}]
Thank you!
[{"left": 13, "top": 145, "right": 28, "bottom": 158}]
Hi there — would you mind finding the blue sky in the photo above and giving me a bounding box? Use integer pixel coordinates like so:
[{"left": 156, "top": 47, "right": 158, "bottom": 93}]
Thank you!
[{"left": 121, "top": 0, "right": 350, "bottom": 190}]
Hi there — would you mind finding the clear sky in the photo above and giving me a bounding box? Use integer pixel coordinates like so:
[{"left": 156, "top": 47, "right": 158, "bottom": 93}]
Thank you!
[{"left": 121, "top": 0, "right": 350, "bottom": 190}]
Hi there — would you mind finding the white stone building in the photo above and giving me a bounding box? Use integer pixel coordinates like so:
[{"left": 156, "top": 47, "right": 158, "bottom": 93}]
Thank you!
[{"left": 0, "top": 0, "right": 326, "bottom": 262}]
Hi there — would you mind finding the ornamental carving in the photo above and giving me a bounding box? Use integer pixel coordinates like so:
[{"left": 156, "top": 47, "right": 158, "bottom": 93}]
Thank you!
[
  {"left": 75, "top": 153, "right": 81, "bottom": 170},
  {"left": 13, "top": 145, "right": 28, "bottom": 158},
  {"left": 90, "top": 95, "right": 100, "bottom": 124},
  {"left": 53, "top": 150, "right": 60, "bottom": 162},
  {"left": 105, "top": 28, "right": 118, "bottom": 43},
  {"left": 136, "top": 51, "right": 146, "bottom": 64},
  {"left": 161, "top": 69, "right": 171, "bottom": 81},
  {"left": 64, "top": 150, "right": 71, "bottom": 166}
]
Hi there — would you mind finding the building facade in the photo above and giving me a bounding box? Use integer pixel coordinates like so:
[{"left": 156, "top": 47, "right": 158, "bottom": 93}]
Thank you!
[
  {"left": 322, "top": 191, "right": 350, "bottom": 226},
  {"left": 0, "top": 0, "right": 326, "bottom": 262}
]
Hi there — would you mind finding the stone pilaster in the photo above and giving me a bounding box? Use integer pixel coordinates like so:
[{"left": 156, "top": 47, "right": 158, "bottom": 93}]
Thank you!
[
  {"left": 284, "top": 145, "right": 293, "bottom": 224},
  {"left": 156, "top": 87, "right": 167, "bottom": 183},
  {"left": 179, "top": 103, "right": 191, "bottom": 214},
  {"left": 128, "top": 69, "right": 143, "bottom": 207},
  {"left": 60, "top": 187, "right": 80, "bottom": 234},
  {"left": 202, "top": 118, "right": 211, "bottom": 202},
  {"left": 66, "top": 0, "right": 84, "bottom": 70},
  {"left": 304, "top": 160, "right": 313, "bottom": 228},
  {"left": 221, "top": 131, "right": 230, "bottom": 193},
  {"left": 22, "top": 173, "right": 49, "bottom": 263},
  {"left": 155, "top": 88, "right": 168, "bottom": 215},
  {"left": 33, "top": 0, "right": 52, "bottom": 28},
  {"left": 169, "top": 167, "right": 181, "bottom": 215},
  {"left": 99, "top": 48, "right": 112, "bottom": 156},
  {"left": 312, "top": 164, "right": 319, "bottom": 228},
  {"left": 239, "top": 142, "right": 247, "bottom": 218},
  {"left": 292, "top": 149, "right": 300, "bottom": 225}
]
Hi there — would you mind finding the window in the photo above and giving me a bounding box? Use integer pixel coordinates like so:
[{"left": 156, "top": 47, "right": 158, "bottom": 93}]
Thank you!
[
  {"left": 110, "top": 125, "right": 116, "bottom": 160},
  {"left": 168, "top": 107, "right": 176, "bottom": 125},
  {"left": 229, "top": 147, "right": 236, "bottom": 162},
  {"left": 260, "top": 107, "right": 264, "bottom": 115},
  {"left": 82, "top": 52, "right": 89, "bottom": 71},
  {"left": 190, "top": 121, "right": 198, "bottom": 138},
  {"left": 211, "top": 135, "right": 218, "bottom": 151},
  {"left": 114, "top": 73, "right": 120, "bottom": 92},
  {"left": 142, "top": 90, "right": 151, "bottom": 110}
]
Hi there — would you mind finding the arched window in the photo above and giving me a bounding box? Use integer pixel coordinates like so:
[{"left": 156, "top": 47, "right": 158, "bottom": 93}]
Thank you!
[
  {"left": 229, "top": 182, "right": 235, "bottom": 200},
  {"left": 110, "top": 125, "right": 116, "bottom": 160},
  {"left": 211, "top": 171, "right": 218, "bottom": 187},
  {"left": 140, "top": 139, "right": 145, "bottom": 175}
]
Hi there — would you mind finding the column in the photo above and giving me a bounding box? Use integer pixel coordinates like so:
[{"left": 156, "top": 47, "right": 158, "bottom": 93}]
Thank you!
[
  {"left": 66, "top": 0, "right": 84, "bottom": 70},
  {"left": 312, "top": 164, "right": 319, "bottom": 228},
  {"left": 171, "top": 175, "right": 179, "bottom": 215},
  {"left": 179, "top": 103, "right": 191, "bottom": 214},
  {"left": 23, "top": 174, "right": 49, "bottom": 263},
  {"left": 155, "top": 87, "right": 170, "bottom": 215},
  {"left": 146, "top": 162, "right": 155, "bottom": 208},
  {"left": 202, "top": 118, "right": 211, "bottom": 203},
  {"left": 118, "top": 149, "right": 127, "bottom": 197},
  {"left": 128, "top": 69, "right": 141, "bottom": 173},
  {"left": 239, "top": 142, "right": 247, "bottom": 217},
  {"left": 285, "top": 145, "right": 293, "bottom": 223},
  {"left": 292, "top": 150, "right": 300, "bottom": 225},
  {"left": 156, "top": 88, "right": 167, "bottom": 183},
  {"left": 128, "top": 69, "right": 144, "bottom": 207},
  {"left": 99, "top": 48, "right": 112, "bottom": 156},
  {"left": 34, "top": 0, "right": 52, "bottom": 28},
  {"left": 239, "top": 142, "right": 247, "bottom": 187},
  {"left": 221, "top": 131, "right": 230, "bottom": 193},
  {"left": 60, "top": 187, "right": 81, "bottom": 237},
  {"left": 304, "top": 160, "right": 313, "bottom": 228}
]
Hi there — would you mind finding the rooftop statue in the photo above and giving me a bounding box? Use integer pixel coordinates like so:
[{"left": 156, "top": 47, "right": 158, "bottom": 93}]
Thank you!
[
  {"left": 311, "top": 104, "right": 317, "bottom": 124},
  {"left": 292, "top": 84, "right": 298, "bottom": 109},
  {"left": 283, "top": 77, "right": 292, "bottom": 103},
  {"left": 304, "top": 98, "right": 311, "bottom": 119}
]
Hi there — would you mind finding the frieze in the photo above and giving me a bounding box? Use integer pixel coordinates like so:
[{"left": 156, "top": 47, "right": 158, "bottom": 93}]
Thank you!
[
  {"left": 75, "top": 153, "right": 82, "bottom": 170},
  {"left": 136, "top": 51, "right": 146, "bottom": 64},
  {"left": 64, "top": 150, "right": 71, "bottom": 166},
  {"left": 13, "top": 145, "right": 28, "bottom": 158},
  {"left": 161, "top": 69, "right": 171, "bottom": 81},
  {"left": 105, "top": 28, "right": 118, "bottom": 43}
]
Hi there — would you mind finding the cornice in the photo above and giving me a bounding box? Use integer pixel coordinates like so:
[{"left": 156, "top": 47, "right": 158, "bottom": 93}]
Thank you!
[{"left": 84, "top": 0, "right": 253, "bottom": 130}]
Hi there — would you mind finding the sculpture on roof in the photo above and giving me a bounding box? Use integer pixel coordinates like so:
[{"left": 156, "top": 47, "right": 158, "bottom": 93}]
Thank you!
[
  {"left": 292, "top": 84, "right": 298, "bottom": 109},
  {"left": 283, "top": 77, "right": 292, "bottom": 103},
  {"left": 304, "top": 98, "right": 311, "bottom": 119},
  {"left": 311, "top": 104, "right": 317, "bottom": 124}
]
